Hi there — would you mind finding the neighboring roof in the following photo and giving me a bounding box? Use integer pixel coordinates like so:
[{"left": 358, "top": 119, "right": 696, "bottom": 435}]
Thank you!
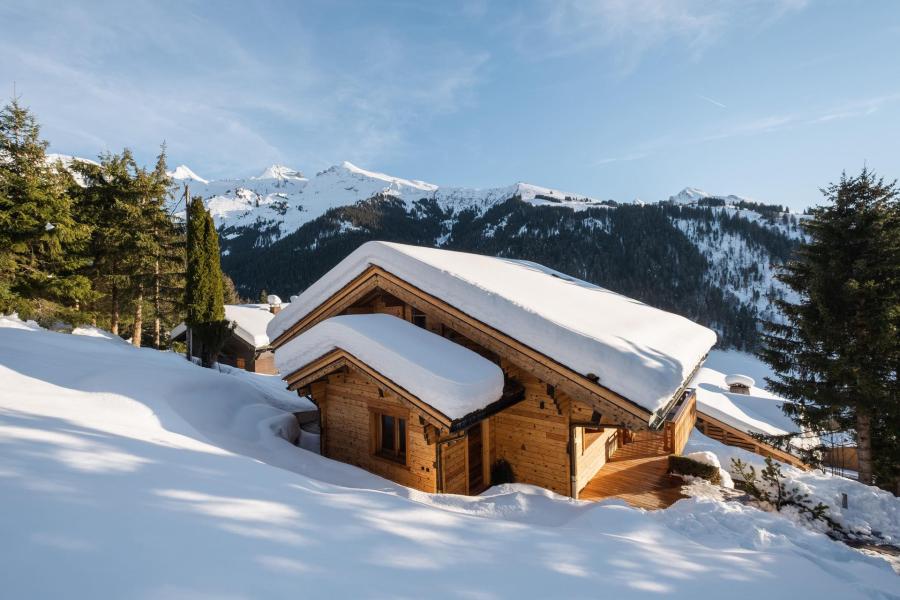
[
  {"left": 276, "top": 314, "right": 505, "bottom": 421},
  {"left": 691, "top": 366, "right": 797, "bottom": 438},
  {"left": 171, "top": 304, "right": 286, "bottom": 349},
  {"left": 269, "top": 241, "right": 717, "bottom": 414}
]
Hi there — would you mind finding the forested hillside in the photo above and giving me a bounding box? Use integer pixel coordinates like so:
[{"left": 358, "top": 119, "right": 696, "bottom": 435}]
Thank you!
[{"left": 221, "top": 193, "right": 801, "bottom": 350}]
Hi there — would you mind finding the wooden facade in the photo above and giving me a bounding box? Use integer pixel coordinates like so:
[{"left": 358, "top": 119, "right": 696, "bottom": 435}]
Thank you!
[
  {"left": 178, "top": 329, "right": 278, "bottom": 375},
  {"left": 276, "top": 267, "right": 712, "bottom": 504},
  {"left": 695, "top": 412, "right": 809, "bottom": 469}
]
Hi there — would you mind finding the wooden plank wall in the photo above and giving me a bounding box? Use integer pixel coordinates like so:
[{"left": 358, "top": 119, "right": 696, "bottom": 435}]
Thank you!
[
  {"left": 440, "top": 438, "right": 468, "bottom": 494},
  {"left": 696, "top": 413, "right": 808, "bottom": 469},
  {"left": 317, "top": 370, "right": 437, "bottom": 492},
  {"left": 571, "top": 398, "right": 619, "bottom": 493},
  {"left": 489, "top": 362, "right": 570, "bottom": 496},
  {"left": 253, "top": 351, "right": 277, "bottom": 375}
]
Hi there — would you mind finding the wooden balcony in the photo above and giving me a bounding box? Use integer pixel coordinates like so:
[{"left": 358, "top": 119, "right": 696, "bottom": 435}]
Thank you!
[{"left": 579, "top": 433, "right": 686, "bottom": 510}]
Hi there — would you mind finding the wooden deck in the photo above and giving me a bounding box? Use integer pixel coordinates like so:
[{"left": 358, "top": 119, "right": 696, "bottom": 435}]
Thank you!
[{"left": 579, "top": 435, "right": 686, "bottom": 510}]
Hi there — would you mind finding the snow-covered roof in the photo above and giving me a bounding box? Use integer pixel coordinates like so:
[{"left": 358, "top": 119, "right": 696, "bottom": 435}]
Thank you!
[
  {"left": 691, "top": 366, "right": 796, "bottom": 437},
  {"left": 171, "top": 303, "right": 286, "bottom": 349},
  {"left": 269, "top": 241, "right": 717, "bottom": 415},
  {"left": 275, "top": 314, "right": 505, "bottom": 420}
]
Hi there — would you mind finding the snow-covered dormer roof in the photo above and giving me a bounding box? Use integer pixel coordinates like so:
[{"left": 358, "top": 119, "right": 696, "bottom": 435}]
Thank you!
[
  {"left": 269, "top": 241, "right": 717, "bottom": 415},
  {"left": 276, "top": 314, "right": 505, "bottom": 420}
]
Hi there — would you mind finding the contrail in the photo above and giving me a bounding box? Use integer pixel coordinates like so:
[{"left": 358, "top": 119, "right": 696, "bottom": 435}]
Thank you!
[{"left": 697, "top": 94, "right": 727, "bottom": 109}]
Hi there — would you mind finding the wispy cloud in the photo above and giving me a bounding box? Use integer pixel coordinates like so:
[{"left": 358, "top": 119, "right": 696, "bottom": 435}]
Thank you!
[
  {"left": 0, "top": 1, "right": 489, "bottom": 177},
  {"left": 504, "top": 0, "right": 810, "bottom": 72},
  {"left": 594, "top": 152, "right": 649, "bottom": 166},
  {"left": 697, "top": 94, "right": 727, "bottom": 109}
]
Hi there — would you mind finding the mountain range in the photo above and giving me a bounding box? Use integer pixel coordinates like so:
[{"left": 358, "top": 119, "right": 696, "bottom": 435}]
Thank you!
[{"left": 53, "top": 154, "right": 805, "bottom": 350}]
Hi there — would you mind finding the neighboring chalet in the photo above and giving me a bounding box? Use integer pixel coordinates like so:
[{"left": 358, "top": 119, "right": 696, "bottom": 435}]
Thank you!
[
  {"left": 268, "top": 241, "right": 721, "bottom": 505},
  {"left": 172, "top": 300, "right": 286, "bottom": 374},
  {"left": 690, "top": 367, "right": 811, "bottom": 469}
]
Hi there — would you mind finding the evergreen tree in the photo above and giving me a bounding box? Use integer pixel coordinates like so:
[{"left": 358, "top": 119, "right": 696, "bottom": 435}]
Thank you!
[
  {"left": 759, "top": 169, "right": 900, "bottom": 491},
  {"left": 185, "top": 197, "right": 232, "bottom": 367},
  {"left": 72, "top": 150, "right": 143, "bottom": 334},
  {"left": 0, "top": 99, "right": 91, "bottom": 321}
]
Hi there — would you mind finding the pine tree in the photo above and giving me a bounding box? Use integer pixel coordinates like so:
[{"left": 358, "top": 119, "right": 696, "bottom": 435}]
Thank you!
[
  {"left": 759, "top": 169, "right": 900, "bottom": 491},
  {"left": 0, "top": 99, "right": 91, "bottom": 321},
  {"left": 72, "top": 151, "right": 142, "bottom": 335},
  {"left": 185, "top": 197, "right": 232, "bottom": 367}
]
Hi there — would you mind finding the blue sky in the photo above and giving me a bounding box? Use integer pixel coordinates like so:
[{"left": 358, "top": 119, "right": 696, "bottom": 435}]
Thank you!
[{"left": 2, "top": 0, "right": 898, "bottom": 210}]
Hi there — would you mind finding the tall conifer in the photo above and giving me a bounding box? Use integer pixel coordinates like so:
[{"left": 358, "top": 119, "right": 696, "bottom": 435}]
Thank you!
[
  {"left": 760, "top": 169, "right": 900, "bottom": 490},
  {"left": 185, "top": 197, "right": 232, "bottom": 367},
  {"left": 0, "top": 99, "right": 91, "bottom": 321}
]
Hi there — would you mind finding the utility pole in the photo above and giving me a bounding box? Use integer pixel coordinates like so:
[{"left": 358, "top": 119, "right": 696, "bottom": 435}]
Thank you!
[{"left": 184, "top": 183, "right": 193, "bottom": 362}]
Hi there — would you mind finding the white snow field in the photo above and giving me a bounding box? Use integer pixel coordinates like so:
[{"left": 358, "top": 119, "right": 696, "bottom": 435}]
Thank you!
[
  {"left": 0, "top": 319, "right": 897, "bottom": 599},
  {"left": 269, "top": 241, "right": 718, "bottom": 416},
  {"left": 275, "top": 314, "right": 505, "bottom": 420}
]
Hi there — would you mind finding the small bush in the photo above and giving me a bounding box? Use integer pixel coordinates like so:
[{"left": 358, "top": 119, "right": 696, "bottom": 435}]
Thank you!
[
  {"left": 669, "top": 455, "right": 722, "bottom": 485},
  {"left": 731, "top": 457, "right": 840, "bottom": 531},
  {"left": 490, "top": 459, "right": 515, "bottom": 485}
]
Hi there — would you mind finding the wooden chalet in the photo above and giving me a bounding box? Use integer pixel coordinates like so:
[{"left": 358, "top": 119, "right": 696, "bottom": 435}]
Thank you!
[
  {"left": 267, "top": 242, "right": 726, "bottom": 506},
  {"left": 172, "top": 302, "right": 284, "bottom": 374}
]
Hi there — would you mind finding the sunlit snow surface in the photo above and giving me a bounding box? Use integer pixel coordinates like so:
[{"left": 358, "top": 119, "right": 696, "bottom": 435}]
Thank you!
[{"left": 0, "top": 317, "right": 897, "bottom": 598}]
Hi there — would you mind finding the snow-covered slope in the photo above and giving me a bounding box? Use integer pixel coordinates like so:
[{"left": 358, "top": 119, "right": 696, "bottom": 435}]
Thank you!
[
  {"left": 1, "top": 318, "right": 898, "bottom": 597},
  {"left": 166, "top": 160, "right": 612, "bottom": 244}
]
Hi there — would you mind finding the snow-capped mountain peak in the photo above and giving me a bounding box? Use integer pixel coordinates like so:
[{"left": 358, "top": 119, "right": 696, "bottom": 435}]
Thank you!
[
  {"left": 668, "top": 187, "right": 711, "bottom": 204},
  {"left": 168, "top": 164, "right": 209, "bottom": 185},
  {"left": 255, "top": 164, "right": 305, "bottom": 181}
]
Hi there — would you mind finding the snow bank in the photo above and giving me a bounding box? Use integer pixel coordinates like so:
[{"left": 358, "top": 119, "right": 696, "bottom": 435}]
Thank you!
[
  {"left": 686, "top": 431, "right": 900, "bottom": 544},
  {"left": 276, "top": 314, "right": 505, "bottom": 420},
  {"left": 0, "top": 313, "right": 41, "bottom": 331},
  {"left": 1, "top": 318, "right": 897, "bottom": 598},
  {"left": 270, "top": 242, "right": 717, "bottom": 416}
]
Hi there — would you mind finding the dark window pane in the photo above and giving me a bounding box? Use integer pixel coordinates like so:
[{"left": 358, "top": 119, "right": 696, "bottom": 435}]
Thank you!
[
  {"left": 398, "top": 418, "right": 406, "bottom": 458},
  {"left": 381, "top": 415, "right": 395, "bottom": 451}
]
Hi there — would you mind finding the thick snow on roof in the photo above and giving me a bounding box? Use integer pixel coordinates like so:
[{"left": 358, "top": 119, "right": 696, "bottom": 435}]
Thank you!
[
  {"left": 171, "top": 304, "right": 285, "bottom": 348},
  {"left": 691, "top": 366, "right": 796, "bottom": 437},
  {"left": 276, "top": 314, "right": 505, "bottom": 420},
  {"left": 270, "top": 242, "right": 716, "bottom": 415}
]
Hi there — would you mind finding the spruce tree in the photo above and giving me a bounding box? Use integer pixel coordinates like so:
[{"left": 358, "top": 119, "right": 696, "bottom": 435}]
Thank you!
[
  {"left": 0, "top": 99, "right": 91, "bottom": 321},
  {"left": 185, "top": 197, "right": 232, "bottom": 367},
  {"left": 759, "top": 169, "right": 900, "bottom": 491}
]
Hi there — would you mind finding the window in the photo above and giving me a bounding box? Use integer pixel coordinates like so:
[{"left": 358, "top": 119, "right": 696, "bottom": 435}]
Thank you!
[
  {"left": 410, "top": 308, "right": 427, "bottom": 329},
  {"left": 375, "top": 412, "right": 407, "bottom": 464}
]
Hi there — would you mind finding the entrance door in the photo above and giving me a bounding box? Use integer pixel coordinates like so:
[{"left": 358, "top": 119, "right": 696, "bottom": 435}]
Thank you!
[{"left": 467, "top": 423, "right": 484, "bottom": 494}]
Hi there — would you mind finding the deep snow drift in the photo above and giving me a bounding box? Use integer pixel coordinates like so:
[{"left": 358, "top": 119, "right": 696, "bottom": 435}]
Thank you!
[{"left": 0, "top": 320, "right": 897, "bottom": 599}]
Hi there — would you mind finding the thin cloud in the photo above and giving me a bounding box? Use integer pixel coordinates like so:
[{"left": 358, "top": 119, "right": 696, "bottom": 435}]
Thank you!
[
  {"left": 0, "top": 2, "right": 489, "bottom": 177},
  {"left": 697, "top": 94, "right": 727, "bottom": 109},
  {"left": 504, "top": 0, "right": 810, "bottom": 72}
]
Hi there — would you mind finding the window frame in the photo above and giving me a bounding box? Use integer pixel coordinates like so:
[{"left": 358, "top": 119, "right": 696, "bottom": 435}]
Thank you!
[{"left": 371, "top": 408, "right": 409, "bottom": 465}]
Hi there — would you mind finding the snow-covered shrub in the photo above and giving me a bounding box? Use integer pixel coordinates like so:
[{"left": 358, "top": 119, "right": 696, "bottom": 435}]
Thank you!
[
  {"left": 669, "top": 455, "right": 722, "bottom": 485},
  {"left": 732, "top": 456, "right": 840, "bottom": 532}
]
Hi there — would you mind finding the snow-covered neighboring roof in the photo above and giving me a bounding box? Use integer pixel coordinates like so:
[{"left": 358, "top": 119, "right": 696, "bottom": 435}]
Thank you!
[
  {"left": 171, "top": 303, "right": 287, "bottom": 349},
  {"left": 275, "top": 314, "right": 505, "bottom": 420},
  {"left": 269, "top": 241, "right": 717, "bottom": 415},
  {"left": 691, "top": 366, "right": 797, "bottom": 437}
]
